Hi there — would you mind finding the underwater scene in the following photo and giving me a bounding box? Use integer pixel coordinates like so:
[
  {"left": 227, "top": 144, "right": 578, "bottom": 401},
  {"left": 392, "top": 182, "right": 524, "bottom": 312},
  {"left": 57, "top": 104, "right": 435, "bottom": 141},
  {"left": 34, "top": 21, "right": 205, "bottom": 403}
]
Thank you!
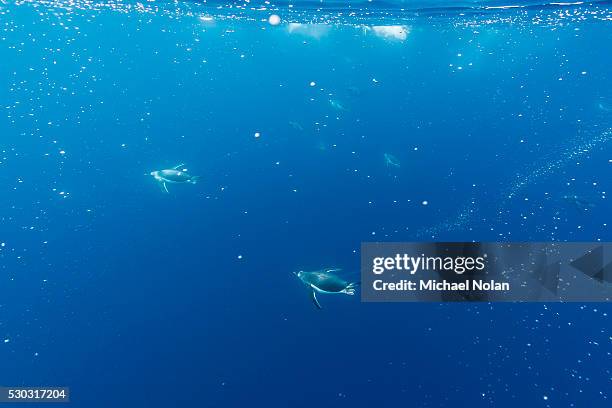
[{"left": 0, "top": 0, "right": 611, "bottom": 406}]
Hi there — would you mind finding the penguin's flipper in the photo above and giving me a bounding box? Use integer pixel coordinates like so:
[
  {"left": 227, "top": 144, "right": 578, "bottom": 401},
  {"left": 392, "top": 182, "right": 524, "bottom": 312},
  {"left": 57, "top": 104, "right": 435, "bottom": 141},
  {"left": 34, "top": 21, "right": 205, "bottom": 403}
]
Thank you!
[
  {"left": 172, "top": 163, "right": 185, "bottom": 170},
  {"left": 159, "top": 181, "right": 169, "bottom": 194},
  {"left": 311, "top": 290, "right": 322, "bottom": 309}
]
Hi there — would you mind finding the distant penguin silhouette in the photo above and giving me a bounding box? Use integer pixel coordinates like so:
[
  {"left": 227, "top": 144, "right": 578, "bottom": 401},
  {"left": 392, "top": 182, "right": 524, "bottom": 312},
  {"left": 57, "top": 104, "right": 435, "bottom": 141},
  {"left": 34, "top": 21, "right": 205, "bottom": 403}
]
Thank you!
[
  {"left": 384, "top": 153, "right": 400, "bottom": 168},
  {"left": 149, "top": 164, "right": 200, "bottom": 193}
]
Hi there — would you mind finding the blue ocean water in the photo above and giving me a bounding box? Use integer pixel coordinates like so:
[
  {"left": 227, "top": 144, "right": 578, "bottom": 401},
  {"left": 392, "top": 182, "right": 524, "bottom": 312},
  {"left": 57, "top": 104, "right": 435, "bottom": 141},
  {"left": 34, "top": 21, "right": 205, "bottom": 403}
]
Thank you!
[{"left": 0, "top": 0, "right": 611, "bottom": 406}]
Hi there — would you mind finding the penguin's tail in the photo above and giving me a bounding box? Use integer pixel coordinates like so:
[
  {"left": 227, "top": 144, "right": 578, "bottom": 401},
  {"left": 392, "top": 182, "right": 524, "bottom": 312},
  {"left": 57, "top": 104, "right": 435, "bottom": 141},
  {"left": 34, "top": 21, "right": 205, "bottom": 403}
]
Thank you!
[
  {"left": 189, "top": 176, "right": 201, "bottom": 184},
  {"left": 343, "top": 282, "right": 359, "bottom": 296}
]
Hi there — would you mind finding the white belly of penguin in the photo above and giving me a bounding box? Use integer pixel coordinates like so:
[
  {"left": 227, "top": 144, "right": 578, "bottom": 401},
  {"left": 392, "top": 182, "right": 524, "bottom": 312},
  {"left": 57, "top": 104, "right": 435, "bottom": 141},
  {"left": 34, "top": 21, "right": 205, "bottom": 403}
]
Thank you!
[
  {"left": 160, "top": 177, "right": 182, "bottom": 183},
  {"left": 310, "top": 284, "right": 339, "bottom": 294}
]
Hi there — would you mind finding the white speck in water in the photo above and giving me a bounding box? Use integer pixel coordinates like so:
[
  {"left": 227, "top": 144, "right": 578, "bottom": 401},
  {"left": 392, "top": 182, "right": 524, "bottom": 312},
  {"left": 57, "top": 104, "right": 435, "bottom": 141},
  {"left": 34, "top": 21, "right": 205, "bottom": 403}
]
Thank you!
[
  {"left": 268, "top": 14, "right": 281, "bottom": 26},
  {"left": 422, "top": 201, "right": 428, "bottom": 206}
]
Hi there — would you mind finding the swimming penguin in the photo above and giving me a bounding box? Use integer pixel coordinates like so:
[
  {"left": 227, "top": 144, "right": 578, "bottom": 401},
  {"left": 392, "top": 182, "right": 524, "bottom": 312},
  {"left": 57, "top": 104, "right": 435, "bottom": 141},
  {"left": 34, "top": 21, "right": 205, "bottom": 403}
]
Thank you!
[
  {"left": 150, "top": 164, "right": 200, "bottom": 193},
  {"left": 328, "top": 99, "right": 347, "bottom": 111},
  {"left": 288, "top": 121, "right": 304, "bottom": 132},
  {"left": 563, "top": 194, "right": 595, "bottom": 211},
  {"left": 384, "top": 153, "right": 400, "bottom": 168},
  {"left": 294, "top": 268, "right": 358, "bottom": 309}
]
